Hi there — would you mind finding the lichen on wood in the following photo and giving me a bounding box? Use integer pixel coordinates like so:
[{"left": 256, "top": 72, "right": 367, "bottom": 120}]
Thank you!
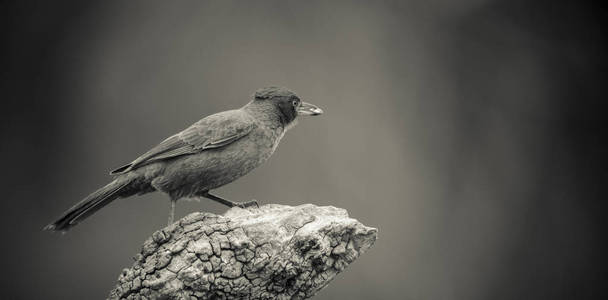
[{"left": 109, "top": 204, "right": 377, "bottom": 299}]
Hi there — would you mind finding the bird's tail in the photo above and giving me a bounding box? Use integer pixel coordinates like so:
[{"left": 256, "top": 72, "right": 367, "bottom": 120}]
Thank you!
[{"left": 44, "top": 177, "right": 132, "bottom": 232}]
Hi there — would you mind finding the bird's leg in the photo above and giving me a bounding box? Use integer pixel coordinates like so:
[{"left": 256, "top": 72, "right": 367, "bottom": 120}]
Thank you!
[
  {"left": 168, "top": 199, "right": 176, "bottom": 225},
  {"left": 201, "top": 192, "right": 259, "bottom": 208}
]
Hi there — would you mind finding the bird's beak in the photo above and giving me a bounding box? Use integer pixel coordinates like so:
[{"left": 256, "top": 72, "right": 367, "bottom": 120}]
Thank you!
[{"left": 297, "top": 101, "right": 323, "bottom": 116}]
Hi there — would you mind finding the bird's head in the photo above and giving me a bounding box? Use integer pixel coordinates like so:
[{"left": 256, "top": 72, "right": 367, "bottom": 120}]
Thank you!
[{"left": 251, "top": 86, "right": 323, "bottom": 127}]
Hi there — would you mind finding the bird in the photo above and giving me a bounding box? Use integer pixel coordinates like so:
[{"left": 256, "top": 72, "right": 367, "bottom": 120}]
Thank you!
[{"left": 44, "top": 86, "right": 323, "bottom": 232}]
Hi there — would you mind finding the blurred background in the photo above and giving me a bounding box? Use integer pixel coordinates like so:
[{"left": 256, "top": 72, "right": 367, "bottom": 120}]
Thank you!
[{"left": 1, "top": 0, "right": 606, "bottom": 299}]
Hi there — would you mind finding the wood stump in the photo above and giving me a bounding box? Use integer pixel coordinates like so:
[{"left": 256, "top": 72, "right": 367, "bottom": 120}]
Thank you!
[{"left": 109, "top": 204, "right": 377, "bottom": 299}]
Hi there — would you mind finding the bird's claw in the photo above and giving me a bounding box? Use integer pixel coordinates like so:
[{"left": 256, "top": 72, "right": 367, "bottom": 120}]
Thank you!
[{"left": 237, "top": 199, "right": 259, "bottom": 209}]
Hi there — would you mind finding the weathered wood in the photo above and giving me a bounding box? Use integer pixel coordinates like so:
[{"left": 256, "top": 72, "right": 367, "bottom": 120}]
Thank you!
[{"left": 109, "top": 204, "right": 377, "bottom": 299}]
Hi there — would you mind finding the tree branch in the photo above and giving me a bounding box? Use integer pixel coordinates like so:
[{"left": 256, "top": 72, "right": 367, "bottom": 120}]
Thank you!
[{"left": 109, "top": 204, "right": 377, "bottom": 299}]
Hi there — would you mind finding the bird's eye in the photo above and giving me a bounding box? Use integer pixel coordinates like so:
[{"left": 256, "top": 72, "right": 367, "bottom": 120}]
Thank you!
[{"left": 292, "top": 99, "right": 300, "bottom": 107}]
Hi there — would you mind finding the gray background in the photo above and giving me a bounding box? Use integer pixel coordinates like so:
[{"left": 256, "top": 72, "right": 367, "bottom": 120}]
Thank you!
[{"left": 1, "top": 1, "right": 605, "bottom": 299}]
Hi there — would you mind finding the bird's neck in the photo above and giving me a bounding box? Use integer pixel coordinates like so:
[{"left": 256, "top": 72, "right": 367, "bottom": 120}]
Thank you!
[{"left": 242, "top": 101, "right": 286, "bottom": 131}]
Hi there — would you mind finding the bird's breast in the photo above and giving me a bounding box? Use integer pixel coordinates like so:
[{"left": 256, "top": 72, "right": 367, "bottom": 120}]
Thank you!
[{"left": 248, "top": 124, "right": 285, "bottom": 162}]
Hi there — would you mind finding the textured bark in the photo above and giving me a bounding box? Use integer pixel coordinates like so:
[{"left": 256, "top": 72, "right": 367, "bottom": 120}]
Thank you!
[{"left": 109, "top": 204, "right": 377, "bottom": 300}]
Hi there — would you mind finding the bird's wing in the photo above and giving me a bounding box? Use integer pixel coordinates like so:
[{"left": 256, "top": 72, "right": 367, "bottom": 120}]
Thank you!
[{"left": 110, "top": 110, "right": 255, "bottom": 175}]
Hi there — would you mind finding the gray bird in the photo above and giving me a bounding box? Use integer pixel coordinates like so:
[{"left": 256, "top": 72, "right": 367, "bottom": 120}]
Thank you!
[{"left": 44, "top": 87, "right": 323, "bottom": 232}]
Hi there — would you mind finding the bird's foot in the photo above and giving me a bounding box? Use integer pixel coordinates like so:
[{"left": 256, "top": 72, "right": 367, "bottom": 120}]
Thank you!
[
  {"left": 201, "top": 192, "right": 259, "bottom": 209},
  {"left": 237, "top": 199, "right": 259, "bottom": 209}
]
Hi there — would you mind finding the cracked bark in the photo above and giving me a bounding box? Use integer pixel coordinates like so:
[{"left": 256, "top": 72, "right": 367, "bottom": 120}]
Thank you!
[{"left": 109, "top": 204, "right": 377, "bottom": 300}]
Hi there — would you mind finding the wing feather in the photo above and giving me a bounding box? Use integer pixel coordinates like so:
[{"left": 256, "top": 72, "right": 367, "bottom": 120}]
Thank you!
[{"left": 110, "top": 110, "right": 255, "bottom": 175}]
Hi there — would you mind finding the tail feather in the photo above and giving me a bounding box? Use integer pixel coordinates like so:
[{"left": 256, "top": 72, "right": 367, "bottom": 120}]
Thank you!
[
  {"left": 44, "top": 178, "right": 131, "bottom": 232},
  {"left": 110, "top": 163, "right": 132, "bottom": 175}
]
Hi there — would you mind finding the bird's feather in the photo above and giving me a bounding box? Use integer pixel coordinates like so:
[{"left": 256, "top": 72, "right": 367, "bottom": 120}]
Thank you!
[{"left": 110, "top": 110, "right": 255, "bottom": 174}]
